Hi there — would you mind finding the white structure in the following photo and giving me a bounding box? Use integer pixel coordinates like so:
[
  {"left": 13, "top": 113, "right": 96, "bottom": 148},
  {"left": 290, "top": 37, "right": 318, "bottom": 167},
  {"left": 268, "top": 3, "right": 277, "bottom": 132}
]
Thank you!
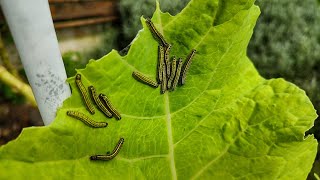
[{"left": 0, "top": 0, "right": 71, "bottom": 125}]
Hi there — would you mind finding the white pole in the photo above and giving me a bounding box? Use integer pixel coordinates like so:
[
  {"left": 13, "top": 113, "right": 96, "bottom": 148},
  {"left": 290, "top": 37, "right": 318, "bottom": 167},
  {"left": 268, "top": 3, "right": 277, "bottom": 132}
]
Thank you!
[{"left": 0, "top": 0, "right": 71, "bottom": 125}]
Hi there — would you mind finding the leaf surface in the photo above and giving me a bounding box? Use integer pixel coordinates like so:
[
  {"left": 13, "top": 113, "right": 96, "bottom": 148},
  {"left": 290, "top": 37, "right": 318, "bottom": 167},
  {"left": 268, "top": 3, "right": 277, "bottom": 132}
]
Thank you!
[{"left": 0, "top": 0, "right": 317, "bottom": 179}]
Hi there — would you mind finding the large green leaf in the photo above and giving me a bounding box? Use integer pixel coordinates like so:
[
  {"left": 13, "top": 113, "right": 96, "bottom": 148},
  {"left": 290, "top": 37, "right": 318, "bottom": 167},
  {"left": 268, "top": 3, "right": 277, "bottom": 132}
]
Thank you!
[{"left": 0, "top": 0, "right": 317, "bottom": 179}]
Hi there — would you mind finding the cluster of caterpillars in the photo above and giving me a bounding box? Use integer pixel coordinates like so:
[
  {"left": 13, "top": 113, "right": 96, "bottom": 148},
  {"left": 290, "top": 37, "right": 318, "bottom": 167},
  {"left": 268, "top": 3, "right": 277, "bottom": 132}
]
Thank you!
[
  {"left": 66, "top": 18, "right": 196, "bottom": 162},
  {"left": 67, "top": 74, "right": 124, "bottom": 161},
  {"left": 132, "top": 18, "right": 196, "bottom": 93}
]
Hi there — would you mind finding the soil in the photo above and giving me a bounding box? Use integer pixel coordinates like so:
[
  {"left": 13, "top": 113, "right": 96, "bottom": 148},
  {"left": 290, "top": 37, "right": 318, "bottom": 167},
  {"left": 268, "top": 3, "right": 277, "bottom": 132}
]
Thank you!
[{"left": 0, "top": 103, "right": 43, "bottom": 146}]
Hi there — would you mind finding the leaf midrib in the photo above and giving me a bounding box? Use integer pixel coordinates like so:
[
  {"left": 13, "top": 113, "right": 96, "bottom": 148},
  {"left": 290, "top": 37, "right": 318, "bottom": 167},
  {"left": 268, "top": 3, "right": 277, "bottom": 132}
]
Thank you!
[{"left": 155, "top": 9, "right": 178, "bottom": 180}]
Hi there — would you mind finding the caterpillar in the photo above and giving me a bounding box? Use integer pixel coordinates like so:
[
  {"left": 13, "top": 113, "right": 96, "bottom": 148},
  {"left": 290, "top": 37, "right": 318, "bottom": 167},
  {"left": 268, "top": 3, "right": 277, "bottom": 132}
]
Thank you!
[
  {"left": 99, "top": 94, "right": 121, "bottom": 120},
  {"left": 90, "top": 138, "right": 125, "bottom": 161},
  {"left": 145, "top": 18, "right": 168, "bottom": 47},
  {"left": 157, "top": 45, "right": 165, "bottom": 83},
  {"left": 167, "top": 57, "right": 177, "bottom": 89},
  {"left": 88, "top": 86, "right": 113, "bottom": 118},
  {"left": 132, "top": 71, "right": 159, "bottom": 88},
  {"left": 75, "top": 74, "right": 95, "bottom": 114},
  {"left": 171, "top": 58, "right": 183, "bottom": 91},
  {"left": 160, "top": 63, "right": 167, "bottom": 94},
  {"left": 66, "top": 111, "right": 107, "bottom": 128},
  {"left": 164, "top": 44, "right": 172, "bottom": 78},
  {"left": 180, "top": 49, "right": 196, "bottom": 85}
]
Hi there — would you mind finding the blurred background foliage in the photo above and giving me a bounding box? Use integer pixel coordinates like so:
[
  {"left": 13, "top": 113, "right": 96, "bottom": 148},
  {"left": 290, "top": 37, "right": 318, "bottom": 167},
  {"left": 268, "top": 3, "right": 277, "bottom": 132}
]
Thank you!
[
  {"left": 0, "top": 0, "right": 319, "bottom": 177},
  {"left": 62, "top": 0, "right": 190, "bottom": 77}
]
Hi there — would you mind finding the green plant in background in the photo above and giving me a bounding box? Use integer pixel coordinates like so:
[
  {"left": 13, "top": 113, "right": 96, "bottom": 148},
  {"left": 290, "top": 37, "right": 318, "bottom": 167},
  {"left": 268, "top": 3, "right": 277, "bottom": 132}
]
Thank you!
[
  {"left": 0, "top": 0, "right": 318, "bottom": 178},
  {"left": 0, "top": 82, "right": 25, "bottom": 104},
  {"left": 62, "top": 51, "right": 85, "bottom": 78},
  {"left": 0, "top": 29, "right": 36, "bottom": 106},
  {"left": 83, "top": 24, "right": 120, "bottom": 60},
  {"left": 249, "top": 0, "right": 320, "bottom": 78},
  {"left": 119, "top": 0, "right": 190, "bottom": 47},
  {"left": 248, "top": 0, "right": 320, "bottom": 138},
  {"left": 62, "top": 25, "right": 120, "bottom": 77}
]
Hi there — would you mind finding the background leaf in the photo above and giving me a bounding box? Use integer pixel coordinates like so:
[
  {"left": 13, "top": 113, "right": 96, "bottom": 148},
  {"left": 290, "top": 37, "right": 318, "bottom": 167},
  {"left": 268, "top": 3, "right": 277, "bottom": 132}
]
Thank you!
[{"left": 0, "top": 0, "right": 317, "bottom": 179}]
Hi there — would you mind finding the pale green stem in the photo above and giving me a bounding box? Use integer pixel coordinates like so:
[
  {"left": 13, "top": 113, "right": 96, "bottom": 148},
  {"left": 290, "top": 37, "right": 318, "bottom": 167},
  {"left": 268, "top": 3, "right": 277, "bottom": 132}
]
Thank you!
[
  {"left": 0, "top": 65, "right": 36, "bottom": 106},
  {"left": 0, "top": 33, "right": 20, "bottom": 78}
]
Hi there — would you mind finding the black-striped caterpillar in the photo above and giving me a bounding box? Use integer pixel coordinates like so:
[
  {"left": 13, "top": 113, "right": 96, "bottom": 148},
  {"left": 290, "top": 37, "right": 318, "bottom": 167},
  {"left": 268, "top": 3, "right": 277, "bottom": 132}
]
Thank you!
[
  {"left": 90, "top": 138, "right": 125, "bottom": 161},
  {"left": 132, "top": 71, "right": 159, "bottom": 88},
  {"left": 171, "top": 58, "right": 183, "bottom": 91},
  {"left": 66, "top": 111, "right": 107, "bottom": 128},
  {"left": 164, "top": 44, "right": 172, "bottom": 78},
  {"left": 99, "top": 94, "right": 121, "bottom": 120},
  {"left": 160, "top": 63, "right": 167, "bottom": 94},
  {"left": 180, "top": 49, "right": 196, "bottom": 85},
  {"left": 145, "top": 18, "right": 168, "bottom": 47},
  {"left": 157, "top": 45, "right": 165, "bottom": 83},
  {"left": 88, "top": 86, "right": 113, "bottom": 118},
  {"left": 167, "top": 57, "right": 177, "bottom": 89},
  {"left": 75, "top": 74, "right": 95, "bottom": 114}
]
